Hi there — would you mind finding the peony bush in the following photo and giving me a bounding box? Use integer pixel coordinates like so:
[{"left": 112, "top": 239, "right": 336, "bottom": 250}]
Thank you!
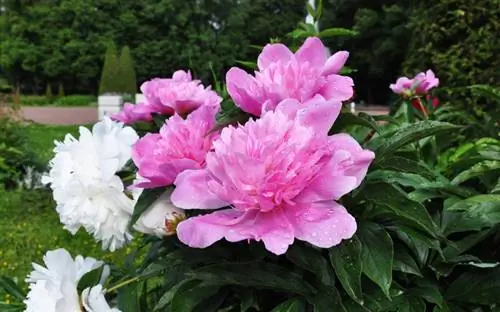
[{"left": 2, "top": 36, "right": 500, "bottom": 312}]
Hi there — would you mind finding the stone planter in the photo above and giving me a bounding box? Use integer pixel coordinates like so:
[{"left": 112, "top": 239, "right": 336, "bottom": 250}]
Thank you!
[{"left": 98, "top": 95, "right": 123, "bottom": 119}]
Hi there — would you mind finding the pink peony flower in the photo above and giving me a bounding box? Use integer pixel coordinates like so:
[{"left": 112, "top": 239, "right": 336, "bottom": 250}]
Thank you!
[
  {"left": 226, "top": 37, "right": 354, "bottom": 116},
  {"left": 171, "top": 96, "right": 375, "bottom": 255},
  {"left": 139, "top": 70, "right": 222, "bottom": 116},
  {"left": 131, "top": 105, "right": 220, "bottom": 188},
  {"left": 111, "top": 102, "right": 153, "bottom": 124},
  {"left": 390, "top": 70, "right": 439, "bottom": 96}
]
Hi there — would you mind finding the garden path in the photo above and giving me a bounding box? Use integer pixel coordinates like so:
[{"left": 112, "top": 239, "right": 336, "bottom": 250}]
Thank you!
[{"left": 19, "top": 105, "right": 389, "bottom": 125}]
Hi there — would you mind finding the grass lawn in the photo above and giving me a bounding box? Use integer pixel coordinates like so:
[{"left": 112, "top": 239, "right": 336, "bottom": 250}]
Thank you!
[{"left": 0, "top": 123, "right": 135, "bottom": 303}]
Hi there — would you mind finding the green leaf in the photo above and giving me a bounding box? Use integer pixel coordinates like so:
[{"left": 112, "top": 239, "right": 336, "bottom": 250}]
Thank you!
[
  {"left": 376, "top": 155, "right": 438, "bottom": 180},
  {"left": 171, "top": 282, "right": 221, "bottom": 312},
  {"left": 312, "top": 285, "right": 346, "bottom": 312},
  {"left": 188, "top": 262, "right": 316, "bottom": 296},
  {"left": 118, "top": 280, "right": 140, "bottom": 312},
  {"left": 363, "top": 182, "right": 439, "bottom": 237},
  {"left": 367, "top": 170, "right": 431, "bottom": 189},
  {"left": 319, "top": 27, "right": 358, "bottom": 37},
  {"left": 129, "top": 187, "right": 167, "bottom": 228},
  {"left": 375, "top": 120, "right": 458, "bottom": 161},
  {"left": 410, "top": 279, "right": 444, "bottom": 308},
  {"left": 329, "top": 112, "right": 379, "bottom": 134},
  {"left": 270, "top": 298, "right": 306, "bottom": 312},
  {"left": 154, "top": 279, "right": 196, "bottom": 311},
  {"left": 328, "top": 237, "right": 363, "bottom": 302},
  {"left": 0, "top": 276, "right": 26, "bottom": 301},
  {"left": 446, "top": 267, "right": 500, "bottom": 304},
  {"left": 393, "top": 244, "right": 422, "bottom": 277},
  {"left": 77, "top": 266, "right": 105, "bottom": 293},
  {"left": 452, "top": 161, "right": 500, "bottom": 184},
  {"left": 387, "top": 224, "right": 441, "bottom": 264},
  {"left": 357, "top": 222, "right": 394, "bottom": 298},
  {"left": 234, "top": 60, "right": 257, "bottom": 70},
  {"left": 306, "top": 3, "right": 316, "bottom": 19},
  {"left": 446, "top": 194, "right": 500, "bottom": 226},
  {"left": 286, "top": 243, "right": 334, "bottom": 285}
]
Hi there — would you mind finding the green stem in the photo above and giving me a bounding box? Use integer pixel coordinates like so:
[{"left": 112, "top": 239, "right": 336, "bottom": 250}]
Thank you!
[
  {"left": 106, "top": 276, "right": 139, "bottom": 294},
  {"left": 415, "top": 97, "right": 429, "bottom": 120}
]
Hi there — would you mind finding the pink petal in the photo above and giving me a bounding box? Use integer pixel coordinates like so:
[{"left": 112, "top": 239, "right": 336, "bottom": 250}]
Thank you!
[
  {"left": 320, "top": 74, "right": 354, "bottom": 102},
  {"left": 289, "top": 202, "right": 356, "bottom": 248},
  {"left": 177, "top": 209, "right": 246, "bottom": 248},
  {"left": 328, "top": 133, "right": 375, "bottom": 186},
  {"left": 295, "top": 37, "right": 328, "bottom": 68},
  {"left": 171, "top": 169, "right": 228, "bottom": 209},
  {"left": 226, "top": 68, "right": 264, "bottom": 116},
  {"left": 132, "top": 133, "right": 160, "bottom": 165},
  {"left": 272, "top": 98, "right": 302, "bottom": 117},
  {"left": 295, "top": 96, "right": 342, "bottom": 134},
  {"left": 176, "top": 208, "right": 295, "bottom": 255},
  {"left": 257, "top": 43, "right": 294, "bottom": 70},
  {"left": 322, "top": 51, "right": 349, "bottom": 76}
]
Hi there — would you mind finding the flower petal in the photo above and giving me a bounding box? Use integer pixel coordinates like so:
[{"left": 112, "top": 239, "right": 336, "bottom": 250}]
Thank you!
[
  {"left": 322, "top": 51, "right": 349, "bottom": 75},
  {"left": 171, "top": 169, "right": 228, "bottom": 209},
  {"left": 296, "top": 96, "right": 342, "bottom": 134},
  {"left": 257, "top": 43, "right": 294, "bottom": 70},
  {"left": 176, "top": 208, "right": 295, "bottom": 255},
  {"left": 289, "top": 202, "right": 356, "bottom": 248},
  {"left": 226, "top": 67, "right": 264, "bottom": 116},
  {"left": 320, "top": 74, "right": 354, "bottom": 102},
  {"left": 295, "top": 37, "right": 327, "bottom": 68}
]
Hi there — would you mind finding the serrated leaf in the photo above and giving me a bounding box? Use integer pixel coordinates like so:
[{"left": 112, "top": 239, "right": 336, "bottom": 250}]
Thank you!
[
  {"left": 0, "top": 276, "right": 26, "bottom": 301},
  {"left": 270, "top": 298, "right": 306, "bottom": 312},
  {"left": 286, "top": 243, "right": 334, "bottom": 285},
  {"left": 363, "top": 182, "right": 439, "bottom": 237},
  {"left": 446, "top": 267, "right": 500, "bottom": 304},
  {"left": 328, "top": 237, "right": 363, "bottom": 302},
  {"left": 188, "top": 262, "right": 315, "bottom": 296},
  {"left": 357, "top": 222, "right": 393, "bottom": 298},
  {"left": 129, "top": 187, "right": 167, "bottom": 229},
  {"left": 375, "top": 120, "right": 458, "bottom": 161}
]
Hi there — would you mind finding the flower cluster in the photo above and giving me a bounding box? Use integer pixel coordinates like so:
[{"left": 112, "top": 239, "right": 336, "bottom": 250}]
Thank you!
[
  {"left": 390, "top": 69, "right": 439, "bottom": 97},
  {"left": 390, "top": 69, "right": 440, "bottom": 114},
  {"left": 43, "top": 37, "right": 374, "bottom": 258},
  {"left": 24, "top": 249, "right": 119, "bottom": 312},
  {"left": 36, "top": 36, "right": 375, "bottom": 311},
  {"left": 42, "top": 118, "right": 138, "bottom": 251},
  {"left": 111, "top": 70, "right": 222, "bottom": 124}
]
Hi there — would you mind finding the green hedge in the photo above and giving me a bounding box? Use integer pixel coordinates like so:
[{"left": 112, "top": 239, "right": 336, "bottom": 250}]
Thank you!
[
  {"left": 404, "top": 0, "right": 500, "bottom": 111},
  {"left": 6, "top": 95, "right": 97, "bottom": 106}
]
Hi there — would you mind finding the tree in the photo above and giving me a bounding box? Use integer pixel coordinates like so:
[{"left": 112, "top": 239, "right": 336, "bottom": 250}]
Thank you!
[
  {"left": 117, "top": 46, "right": 137, "bottom": 95},
  {"left": 99, "top": 42, "right": 119, "bottom": 95},
  {"left": 403, "top": 0, "right": 500, "bottom": 110},
  {"left": 321, "top": 0, "right": 413, "bottom": 105}
]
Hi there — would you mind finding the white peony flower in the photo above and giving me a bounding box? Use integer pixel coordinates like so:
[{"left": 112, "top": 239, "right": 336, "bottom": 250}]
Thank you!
[
  {"left": 43, "top": 117, "right": 139, "bottom": 251},
  {"left": 133, "top": 188, "right": 186, "bottom": 237},
  {"left": 81, "top": 285, "right": 121, "bottom": 312},
  {"left": 24, "top": 249, "right": 120, "bottom": 312}
]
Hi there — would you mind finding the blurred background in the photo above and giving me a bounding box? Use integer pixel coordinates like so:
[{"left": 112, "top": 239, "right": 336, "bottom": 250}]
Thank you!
[{"left": 1, "top": 0, "right": 498, "bottom": 106}]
